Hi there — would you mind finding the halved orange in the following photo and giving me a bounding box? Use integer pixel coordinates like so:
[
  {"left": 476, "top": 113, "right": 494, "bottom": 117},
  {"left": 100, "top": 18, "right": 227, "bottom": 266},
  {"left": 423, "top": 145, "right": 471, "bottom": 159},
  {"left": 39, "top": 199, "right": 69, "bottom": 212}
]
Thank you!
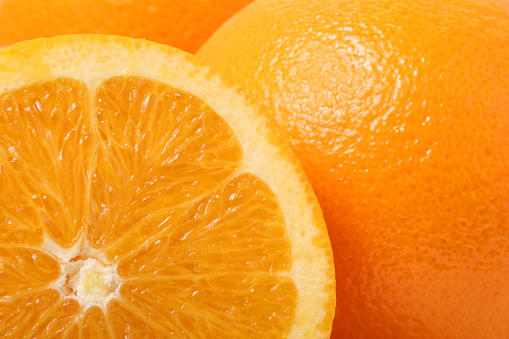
[{"left": 0, "top": 35, "right": 335, "bottom": 338}]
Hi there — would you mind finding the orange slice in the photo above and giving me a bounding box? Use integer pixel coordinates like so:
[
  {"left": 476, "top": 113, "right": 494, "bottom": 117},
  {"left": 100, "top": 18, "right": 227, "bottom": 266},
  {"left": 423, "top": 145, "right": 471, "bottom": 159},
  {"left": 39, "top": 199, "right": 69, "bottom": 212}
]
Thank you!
[{"left": 0, "top": 35, "right": 335, "bottom": 338}]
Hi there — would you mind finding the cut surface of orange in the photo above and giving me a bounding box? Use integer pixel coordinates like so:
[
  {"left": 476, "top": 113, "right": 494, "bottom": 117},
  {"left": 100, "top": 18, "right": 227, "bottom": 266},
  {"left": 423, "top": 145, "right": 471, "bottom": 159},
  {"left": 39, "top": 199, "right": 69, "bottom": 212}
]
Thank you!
[{"left": 0, "top": 35, "right": 335, "bottom": 338}]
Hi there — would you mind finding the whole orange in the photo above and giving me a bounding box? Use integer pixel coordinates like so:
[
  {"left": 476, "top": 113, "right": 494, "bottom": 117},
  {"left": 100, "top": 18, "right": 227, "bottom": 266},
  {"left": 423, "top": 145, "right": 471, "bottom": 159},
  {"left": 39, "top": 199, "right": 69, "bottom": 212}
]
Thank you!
[
  {"left": 198, "top": 0, "right": 509, "bottom": 337},
  {"left": 0, "top": 0, "right": 252, "bottom": 53}
]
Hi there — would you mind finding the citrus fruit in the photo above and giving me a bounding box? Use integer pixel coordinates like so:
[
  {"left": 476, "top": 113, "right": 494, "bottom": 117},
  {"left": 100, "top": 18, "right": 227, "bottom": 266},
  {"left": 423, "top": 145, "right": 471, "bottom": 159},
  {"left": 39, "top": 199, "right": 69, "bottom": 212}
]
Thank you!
[
  {"left": 197, "top": 0, "right": 509, "bottom": 337},
  {"left": 0, "top": 35, "right": 335, "bottom": 337},
  {"left": 0, "top": 0, "right": 253, "bottom": 53}
]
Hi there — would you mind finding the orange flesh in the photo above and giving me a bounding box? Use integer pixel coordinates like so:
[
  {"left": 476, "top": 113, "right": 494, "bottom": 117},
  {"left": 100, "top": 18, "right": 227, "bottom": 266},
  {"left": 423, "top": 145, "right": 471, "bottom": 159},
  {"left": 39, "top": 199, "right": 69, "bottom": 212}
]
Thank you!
[{"left": 0, "top": 76, "right": 296, "bottom": 337}]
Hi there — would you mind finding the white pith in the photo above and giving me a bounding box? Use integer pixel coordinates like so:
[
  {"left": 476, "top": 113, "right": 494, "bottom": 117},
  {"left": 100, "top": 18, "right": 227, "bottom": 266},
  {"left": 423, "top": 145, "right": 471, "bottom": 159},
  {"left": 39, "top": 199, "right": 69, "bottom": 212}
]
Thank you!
[{"left": 46, "top": 236, "right": 121, "bottom": 311}]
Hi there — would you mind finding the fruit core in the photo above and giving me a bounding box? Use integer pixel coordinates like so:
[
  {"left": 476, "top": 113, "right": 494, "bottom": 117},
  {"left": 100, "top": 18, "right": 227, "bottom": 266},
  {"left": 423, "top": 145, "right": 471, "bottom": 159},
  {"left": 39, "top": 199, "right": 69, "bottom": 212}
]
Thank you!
[{"left": 59, "top": 255, "right": 120, "bottom": 309}]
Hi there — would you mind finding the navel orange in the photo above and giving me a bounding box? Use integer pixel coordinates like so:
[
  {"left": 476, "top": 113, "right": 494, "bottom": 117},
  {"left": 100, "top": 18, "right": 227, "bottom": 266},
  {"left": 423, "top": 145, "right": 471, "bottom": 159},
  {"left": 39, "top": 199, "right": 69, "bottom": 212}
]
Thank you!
[
  {"left": 0, "top": 0, "right": 252, "bottom": 53},
  {"left": 198, "top": 0, "right": 509, "bottom": 337},
  {"left": 0, "top": 35, "right": 335, "bottom": 337}
]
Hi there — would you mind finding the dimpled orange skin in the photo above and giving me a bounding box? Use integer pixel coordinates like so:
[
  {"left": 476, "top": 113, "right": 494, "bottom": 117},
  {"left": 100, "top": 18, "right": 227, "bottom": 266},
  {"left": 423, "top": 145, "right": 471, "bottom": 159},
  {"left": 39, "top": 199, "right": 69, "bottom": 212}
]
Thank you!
[
  {"left": 0, "top": 0, "right": 252, "bottom": 53},
  {"left": 197, "top": 0, "right": 509, "bottom": 337}
]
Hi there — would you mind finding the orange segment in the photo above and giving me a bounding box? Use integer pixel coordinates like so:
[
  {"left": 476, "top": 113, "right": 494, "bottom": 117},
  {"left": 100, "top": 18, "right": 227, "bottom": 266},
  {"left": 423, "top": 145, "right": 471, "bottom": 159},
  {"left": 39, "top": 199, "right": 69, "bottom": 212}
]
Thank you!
[
  {"left": 30, "top": 298, "right": 80, "bottom": 338},
  {"left": 0, "top": 35, "right": 335, "bottom": 338},
  {"left": 90, "top": 76, "right": 243, "bottom": 259},
  {"left": 0, "top": 290, "right": 60, "bottom": 338},
  {"left": 0, "top": 152, "right": 44, "bottom": 246},
  {"left": 107, "top": 299, "right": 169, "bottom": 337},
  {"left": 81, "top": 306, "right": 112, "bottom": 338},
  {"left": 0, "top": 247, "right": 60, "bottom": 297},
  {"left": 64, "top": 324, "right": 80, "bottom": 339},
  {"left": 118, "top": 173, "right": 290, "bottom": 277},
  {"left": 119, "top": 274, "right": 296, "bottom": 337},
  {"left": 0, "top": 79, "right": 92, "bottom": 248}
]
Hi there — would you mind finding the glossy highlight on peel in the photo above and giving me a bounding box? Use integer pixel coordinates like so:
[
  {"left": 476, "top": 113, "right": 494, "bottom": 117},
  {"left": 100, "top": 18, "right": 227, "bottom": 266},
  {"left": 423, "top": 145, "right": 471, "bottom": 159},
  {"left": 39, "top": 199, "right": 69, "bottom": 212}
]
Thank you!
[{"left": 0, "top": 35, "right": 335, "bottom": 338}]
